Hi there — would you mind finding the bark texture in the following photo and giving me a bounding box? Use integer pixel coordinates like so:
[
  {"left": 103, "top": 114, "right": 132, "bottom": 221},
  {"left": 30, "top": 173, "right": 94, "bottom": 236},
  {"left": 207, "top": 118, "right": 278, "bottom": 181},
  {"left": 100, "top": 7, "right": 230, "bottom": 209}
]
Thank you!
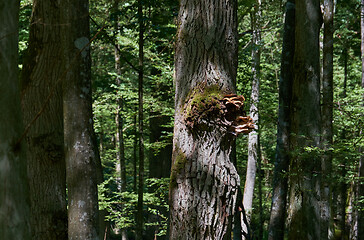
[
  {"left": 0, "top": 1, "right": 31, "bottom": 239},
  {"left": 287, "top": 0, "right": 322, "bottom": 239},
  {"left": 21, "top": 0, "right": 67, "bottom": 239},
  {"left": 268, "top": 2, "right": 295, "bottom": 239},
  {"left": 169, "top": 0, "right": 240, "bottom": 239},
  {"left": 61, "top": 0, "right": 100, "bottom": 239}
]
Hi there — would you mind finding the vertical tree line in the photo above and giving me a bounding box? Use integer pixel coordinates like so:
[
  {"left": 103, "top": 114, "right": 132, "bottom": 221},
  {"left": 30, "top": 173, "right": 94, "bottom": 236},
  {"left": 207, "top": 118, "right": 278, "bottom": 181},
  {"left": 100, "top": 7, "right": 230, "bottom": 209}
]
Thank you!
[
  {"left": 2, "top": 0, "right": 364, "bottom": 239},
  {"left": 0, "top": 0, "right": 30, "bottom": 239},
  {"left": 21, "top": 0, "right": 67, "bottom": 238}
]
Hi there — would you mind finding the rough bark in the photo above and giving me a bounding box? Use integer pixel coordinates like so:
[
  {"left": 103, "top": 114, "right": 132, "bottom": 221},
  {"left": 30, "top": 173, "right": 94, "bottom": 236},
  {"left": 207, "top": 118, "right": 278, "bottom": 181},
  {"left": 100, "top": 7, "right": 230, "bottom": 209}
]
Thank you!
[
  {"left": 322, "top": 0, "right": 334, "bottom": 239},
  {"left": 169, "top": 0, "right": 241, "bottom": 239},
  {"left": 286, "top": 0, "right": 322, "bottom": 239},
  {"left": 0, "top": 1, "right": 31, "bottom": 238},
  {"left": 242, "top": 2, "right": 261, "bottom": 237},
  {"left": 268, "top": 1, "right": 295, "bottom": 239},
  {"left": 136, "top": 0, "right": 145, "bottom": 238},
  {"left": 21, "top": 0, "right": 67, "bottom": 239},
  {"left": 61, "top": 0, "right": 100, "bottom": 239}
]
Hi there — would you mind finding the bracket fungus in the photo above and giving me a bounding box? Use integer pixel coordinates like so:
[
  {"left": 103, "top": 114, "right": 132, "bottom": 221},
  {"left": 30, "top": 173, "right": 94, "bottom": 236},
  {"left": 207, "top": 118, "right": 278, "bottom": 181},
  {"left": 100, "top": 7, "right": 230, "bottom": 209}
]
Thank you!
[{"left": 185, "top": 92, "right": 254, "bottom": 136}]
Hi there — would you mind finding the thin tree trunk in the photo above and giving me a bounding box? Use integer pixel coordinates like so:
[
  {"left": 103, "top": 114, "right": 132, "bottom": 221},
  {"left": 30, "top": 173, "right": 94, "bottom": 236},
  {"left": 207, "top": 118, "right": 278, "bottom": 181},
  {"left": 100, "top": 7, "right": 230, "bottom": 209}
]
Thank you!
[
  {"left": 242, "top": 1, "right": 261, "bottom": 237},
  {"left": 287, "top": 0, "right": 322, "bottom": 239},
  {"left": 20, "top": 1, "right": 67, "bottom": 239},
  {"left": 322, "top": 0, "right": 334, "bottom": 239},
  {"left": 169, "top": 0, "right": 244, "bottom": 238},
  {"left": 134, "top": 108, "right": 138, "bottom": 192},
  {"left": 268, "top": 1, "right": 295, "bottom": 239},
  {"left": 136, "top": 0, "right": 145, "bottom": 238},
  {"left": 338, "top": 48, "right": 348, "bottom": 240},
  {"left": 113, "top": 1, "right": 127, "bottom": 239},
  {"left": 0, "top": 1, "right": 31, "bottom": 238},
  {"left": 61, "top": 0, "right": 100, "bottom": 238},
  {"left": 358, "top": 2, "right": 364, "bottom": 239},
  {"left": 257, "top": 146, "right": 263, "bottom": 240}
]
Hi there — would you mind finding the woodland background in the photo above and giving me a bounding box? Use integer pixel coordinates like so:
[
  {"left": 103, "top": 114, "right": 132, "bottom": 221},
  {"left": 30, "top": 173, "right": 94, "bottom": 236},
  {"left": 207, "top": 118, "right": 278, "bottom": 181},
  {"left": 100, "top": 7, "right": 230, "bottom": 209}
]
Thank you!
[{"left": 0, "top": 0, "right": 363, "bottom": 239}]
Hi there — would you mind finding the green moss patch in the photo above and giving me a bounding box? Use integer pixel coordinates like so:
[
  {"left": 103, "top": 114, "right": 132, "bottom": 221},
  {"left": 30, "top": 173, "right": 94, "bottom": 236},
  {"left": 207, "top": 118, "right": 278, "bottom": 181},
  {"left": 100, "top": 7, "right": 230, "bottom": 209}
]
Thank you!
[
  {"left": 185, "top": 84, "right": 225, "bottom": 129},
  {"left": 170, "top": 148, "right": 188, "bottom": 189}
]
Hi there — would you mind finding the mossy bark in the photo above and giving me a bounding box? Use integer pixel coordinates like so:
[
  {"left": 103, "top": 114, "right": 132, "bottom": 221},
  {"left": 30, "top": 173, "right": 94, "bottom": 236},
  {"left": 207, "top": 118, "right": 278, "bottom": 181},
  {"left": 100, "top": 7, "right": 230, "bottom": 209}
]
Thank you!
[{"left": 169, "top": 0, "right": 240, "bottom": 239}]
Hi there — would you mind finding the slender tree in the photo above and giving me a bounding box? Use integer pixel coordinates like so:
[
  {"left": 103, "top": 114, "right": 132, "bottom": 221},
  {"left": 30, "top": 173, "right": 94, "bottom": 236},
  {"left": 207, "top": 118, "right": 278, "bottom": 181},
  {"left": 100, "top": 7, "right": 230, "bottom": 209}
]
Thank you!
[
  {"left": 61, "top": 0, "right": 100, "bottom": 238},
  {"left": 358, "top": 1, "right": 364, "bottom": 238},
  {"left": 113, "top": 1, "right": 128, "bottom": 239},
  {"left": 0, "top": 1, "right": 31, "bottom": 239},
  {"left": 169, "top": 0, "right": 254, "bottom": 238},
  {"left": 136, "top": 0, "right": 145, "bottom": 238},
  {"left": 21, "top": 0, "right": 67, "bottom": 239},
  {"left": 286, "top": 0, "right": 322, "bottom": 239},
  {"left": 321, "top": 0, "right": 334, "bottom": 239},
  {"left": 268, "top": 1, "right": 295, "bottom": 239},
  {"left": 242, "top": 1, "right": 261, "bottom": 237}
]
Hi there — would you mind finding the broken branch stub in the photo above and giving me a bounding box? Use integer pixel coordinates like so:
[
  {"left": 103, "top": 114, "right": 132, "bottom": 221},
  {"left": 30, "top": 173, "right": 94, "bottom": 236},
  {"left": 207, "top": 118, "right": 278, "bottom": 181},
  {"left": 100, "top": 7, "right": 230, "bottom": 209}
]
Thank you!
[{"left": 185, "top": 93, "right": 254, "bottom": 136}]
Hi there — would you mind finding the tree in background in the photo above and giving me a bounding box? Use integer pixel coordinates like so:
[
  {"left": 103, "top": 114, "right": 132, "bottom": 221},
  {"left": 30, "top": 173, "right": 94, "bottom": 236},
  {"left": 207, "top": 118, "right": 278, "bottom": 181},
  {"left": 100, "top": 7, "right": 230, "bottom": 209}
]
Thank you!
[
  {"left": 0, "top": 1, "right": 31, "bottom": 239},
  {"left": 242, "top": 0, "right": 261, "bottom": 237},
  {"left": 322, "top": 0, "right": 334, "bottom": 238},
  {"left": 136, "top": 0, "right": 145, "bottom": 238},
  {"left": 268, "top": 1, "right": 294, "bottom": 239},
  {"left": 61, "top": 0, "right": 101, "bottom": 238},
  {"left": 20, "top": 0, "right": 67, "bottom": 239},
  {"left": 169, "top": 0, "right": 255, "bottom": 238},
  {"left": 287, "top": 0, "right": 323, "bottom": 239},
  {"left": 113, "top": 0, "right": 127, "bottom": 239},
  {"left": 359, "top": 1, "right": 364, "bottom": 238}
]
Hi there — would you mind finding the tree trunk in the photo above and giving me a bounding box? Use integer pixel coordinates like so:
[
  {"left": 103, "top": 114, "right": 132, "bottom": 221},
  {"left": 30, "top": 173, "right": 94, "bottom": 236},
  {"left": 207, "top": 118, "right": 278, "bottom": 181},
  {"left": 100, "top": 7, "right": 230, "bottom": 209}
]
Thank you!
[
  {"left": 268, "top": 1, "right": 295, "bottom": 239},
  {"left": 169, "top": 0, "right": 245, "bottom": 238},
  {"left": 242, "top": 1, "right": 261, "bottom": 237},
  {"left": 136, "top": 0, "right": 145, "bottom": 238},
  {"left": 113, "top": 1, "right": 127, "bottom": 239},
  {"left": 20, "top": 0, "right": 67, "bottom": 239},
  {"left": 134, "top": 107, "right": 138, "bottom": 192},
  {"left": 338, "top": 47, "right": 348, "bottom": 240},
  {"left": 149, "top": 113, "right": 172, "bottom": 179},
  {"left": 61, "top": 0, "right": 100, "bottom": 239},
  {"left": 322, "top": 0, "right": 334, "bottom": 239},
  {"left": 0, "top": 1, "right": 31, "bottom": 239},
  {"left": 358, "top": 2, "right": 364, "bottom": 239},
  {"left": 287, "top": 0, "right": 322, "bottom": 239}
]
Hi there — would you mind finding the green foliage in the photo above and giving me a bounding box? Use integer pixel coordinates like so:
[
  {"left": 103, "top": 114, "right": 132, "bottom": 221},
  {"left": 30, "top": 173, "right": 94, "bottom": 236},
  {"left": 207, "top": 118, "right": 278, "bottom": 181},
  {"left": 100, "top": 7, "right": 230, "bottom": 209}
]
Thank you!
[
  {"left": 98, "top": 177, "right": 169, "bottom": 235},
  {"left": 19, "top": 0, "right": 32, "bottom": 68},
  {"left": 18, "top": 0, "right": 363, "bottom": 238}
]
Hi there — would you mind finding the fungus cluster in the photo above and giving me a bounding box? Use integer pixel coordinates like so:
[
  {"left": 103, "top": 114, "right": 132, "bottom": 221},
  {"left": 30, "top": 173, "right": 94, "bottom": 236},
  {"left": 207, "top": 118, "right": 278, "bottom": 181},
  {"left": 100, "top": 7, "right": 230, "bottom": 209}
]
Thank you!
[
  {"left": 221, "top": 94, "right": 255, "bottom": 135},
  {"left": 185, "top": 92, "right": 254, "bottom": 135}
]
